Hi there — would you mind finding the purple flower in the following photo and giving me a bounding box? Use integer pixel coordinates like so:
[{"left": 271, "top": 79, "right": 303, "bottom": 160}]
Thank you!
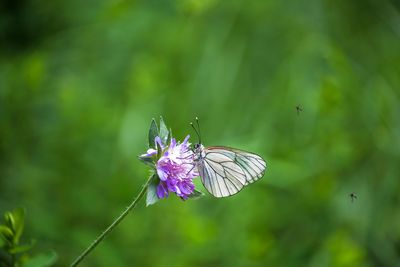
[{"left": 155, "top": 135, "right": 198, "bottom": 200}]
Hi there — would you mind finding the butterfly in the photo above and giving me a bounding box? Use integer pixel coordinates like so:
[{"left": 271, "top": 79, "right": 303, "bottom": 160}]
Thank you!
[{"left": 191, "top": 118, "right": 267, "bottom": 198}]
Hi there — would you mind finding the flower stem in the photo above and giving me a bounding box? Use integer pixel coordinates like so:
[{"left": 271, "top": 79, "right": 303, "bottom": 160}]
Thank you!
[{"left": 70, "top": 176, "right": 153, "bottom": 267}]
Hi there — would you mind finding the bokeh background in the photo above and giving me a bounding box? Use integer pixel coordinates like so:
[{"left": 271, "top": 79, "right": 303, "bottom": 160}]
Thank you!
[{"left": 1, "top": 0, "right": 400, "bottom": 266}]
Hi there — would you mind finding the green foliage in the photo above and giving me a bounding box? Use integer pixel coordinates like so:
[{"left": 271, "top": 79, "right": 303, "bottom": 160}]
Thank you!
[
  {"left": 158, "top": 117, "right": 170, "bottom": 145},
  {"left": 1, "top": 208, "right": 27, "bottom": 255},
  {"left": 1, "top": 0, "right": 400, "bottom": 266},
  {"left": 0, "top": 209, "right": 57, "bottom": 267},
  {"left": 6, "top": 208, "right": 24, "bottom": 246},
  {"left": 146, "top": 175, "right": 159, "bottom": 207},
  {"left": 148, "top": 119, "right": 159, "bottom": 149}
]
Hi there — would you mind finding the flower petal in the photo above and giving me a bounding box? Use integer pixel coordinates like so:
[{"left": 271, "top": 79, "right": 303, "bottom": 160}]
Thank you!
[
  {"left": 183, "top": 135, "right": 190, "bottom": 145},
  {"left": 140, "top": 148, "right": 157, "bottom": 157},
  {"left": 157, "top": 182, "right": 169, "bottom": 199},
  {"left": 155, "top": 136, "right": 164, "bottom": 149},
  {"left": 157, "top": 167, "right": 167, "bottom": 181},
  {"left": 170, "top": 138, "right": 176, "bottom": 149}
]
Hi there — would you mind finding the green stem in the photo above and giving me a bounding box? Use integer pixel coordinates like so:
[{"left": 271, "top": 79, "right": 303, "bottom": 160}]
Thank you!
[{"left": 70, "top": 176, "right": 153, "bottom": 267}]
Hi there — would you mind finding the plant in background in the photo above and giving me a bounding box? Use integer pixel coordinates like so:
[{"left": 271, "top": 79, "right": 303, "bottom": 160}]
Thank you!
[
  {"left": 70, "top": 117, "right": 203, "bottom": 267},
  {"left": 0, "top": 208, "right": 57, "bottom": 267}
]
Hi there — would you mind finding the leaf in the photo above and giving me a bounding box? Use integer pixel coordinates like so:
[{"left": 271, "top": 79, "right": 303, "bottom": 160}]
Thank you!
[
  {"left": 146, "top": 175, "right": 159, "bottom": 207},
  {"left": 11, "top": 208, "right": 25, "bottom": 245},
  {"left": 148, "top": 119, "right": 158, "bottom": 149},
  {"left": 0, "top": 230, "right": 12, "bottom": 248},
  {"left": 159, "top": 116, "right": 169, "bottom": 145},
  {"left": 4, "top": 212, "right": 15, "bottom": 231},
  {"left": 21, "top": 250, "right": 58, "bottom": 267},
  {"left": 9, "top": 240, "right": 35, "bottom": 254},
  {"left": 187, "top": 189, "right": 204, "bottom": 199},
  {"left": 0, "top": 225, "right": 13, "bottom": 240}
]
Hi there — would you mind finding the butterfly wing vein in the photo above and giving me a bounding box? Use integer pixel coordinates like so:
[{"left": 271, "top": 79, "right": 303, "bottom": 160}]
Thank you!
[{"left": 198, "top": 147, "right": 267, "bottom": 197}]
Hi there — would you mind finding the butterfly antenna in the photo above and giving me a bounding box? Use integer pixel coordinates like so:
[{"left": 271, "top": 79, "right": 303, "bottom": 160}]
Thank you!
[
  {"left": 195, "top": 117, "right": 202, "bottom": 144},
  {"left": 190, "top": 122, "right": 200, "bottom": 142},
  {"left": 190, "top": 121, "right": 201, "bottom": 144}
]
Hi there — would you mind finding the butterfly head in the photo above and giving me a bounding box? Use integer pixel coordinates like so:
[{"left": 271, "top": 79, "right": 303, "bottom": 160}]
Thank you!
[
  {"left": 193, "top": 143, "right": 205, "bottom": 161},
  {"left": 193, "top": 142, "right": 204, "bottom": 152}
]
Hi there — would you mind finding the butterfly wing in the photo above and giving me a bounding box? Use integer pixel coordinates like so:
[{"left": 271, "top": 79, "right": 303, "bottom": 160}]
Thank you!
[
  {"left": 206, "top": 146, "right": 267, "bottom": 185},
  {"left": 198, "top": 146, "right": 267, "bottom": 198}
]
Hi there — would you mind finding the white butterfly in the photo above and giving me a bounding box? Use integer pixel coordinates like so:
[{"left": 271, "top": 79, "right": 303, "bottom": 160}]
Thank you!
[{"left": 191, "top": 118, "right": 267, "bottom": 198}]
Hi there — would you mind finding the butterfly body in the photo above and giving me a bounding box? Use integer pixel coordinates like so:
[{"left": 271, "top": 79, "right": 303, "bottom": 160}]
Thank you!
[{"left": 194, "top": 144, "right": 267, "bottom": 198}]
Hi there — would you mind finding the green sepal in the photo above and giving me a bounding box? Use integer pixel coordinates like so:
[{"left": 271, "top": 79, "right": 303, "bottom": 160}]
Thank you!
[
  {"left": 187, "top": 189, "right": 204, "bottom": 199},
  {"left": 159, "top": 116, "right": 169, "bottom": 145},
  {"left": 138, "top": 155, "right": 156, "bottom": 168},
  {"left": 168, "top": 128, "right": 173, "bottom": 144},
  {"left": 156, "top": 142, "right": 162, "bottom": 160},
  {"left": 148, "top": 119, "right": 158, "bottom": 149},
  {"left": 146, "top": 174, "right": 159, "bottom": 207}
]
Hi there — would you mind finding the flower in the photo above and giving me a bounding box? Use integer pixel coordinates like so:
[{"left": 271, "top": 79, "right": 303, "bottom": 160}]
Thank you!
[
  {"left": 139, "top": 117, "right": 202, "bottom": 204},
  {"left": 155, "top": 135, "right": 198, "bottom": 200}
]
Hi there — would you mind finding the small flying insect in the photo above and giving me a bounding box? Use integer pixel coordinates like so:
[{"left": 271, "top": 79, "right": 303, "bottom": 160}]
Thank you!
[
  {"left": 296, "top": 105, "right": 303, "bottom": 115},
  {"left": 349, "top": 192, "right": 357, "bottom": 202},
  {"left": 190, "top": 118, "right": 267, "bottom": 198}
]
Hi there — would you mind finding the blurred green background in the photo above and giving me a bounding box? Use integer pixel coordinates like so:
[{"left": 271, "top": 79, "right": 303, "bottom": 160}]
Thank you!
[{"left": 1, "top": 0, "right": 400, "bottom": 266}]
